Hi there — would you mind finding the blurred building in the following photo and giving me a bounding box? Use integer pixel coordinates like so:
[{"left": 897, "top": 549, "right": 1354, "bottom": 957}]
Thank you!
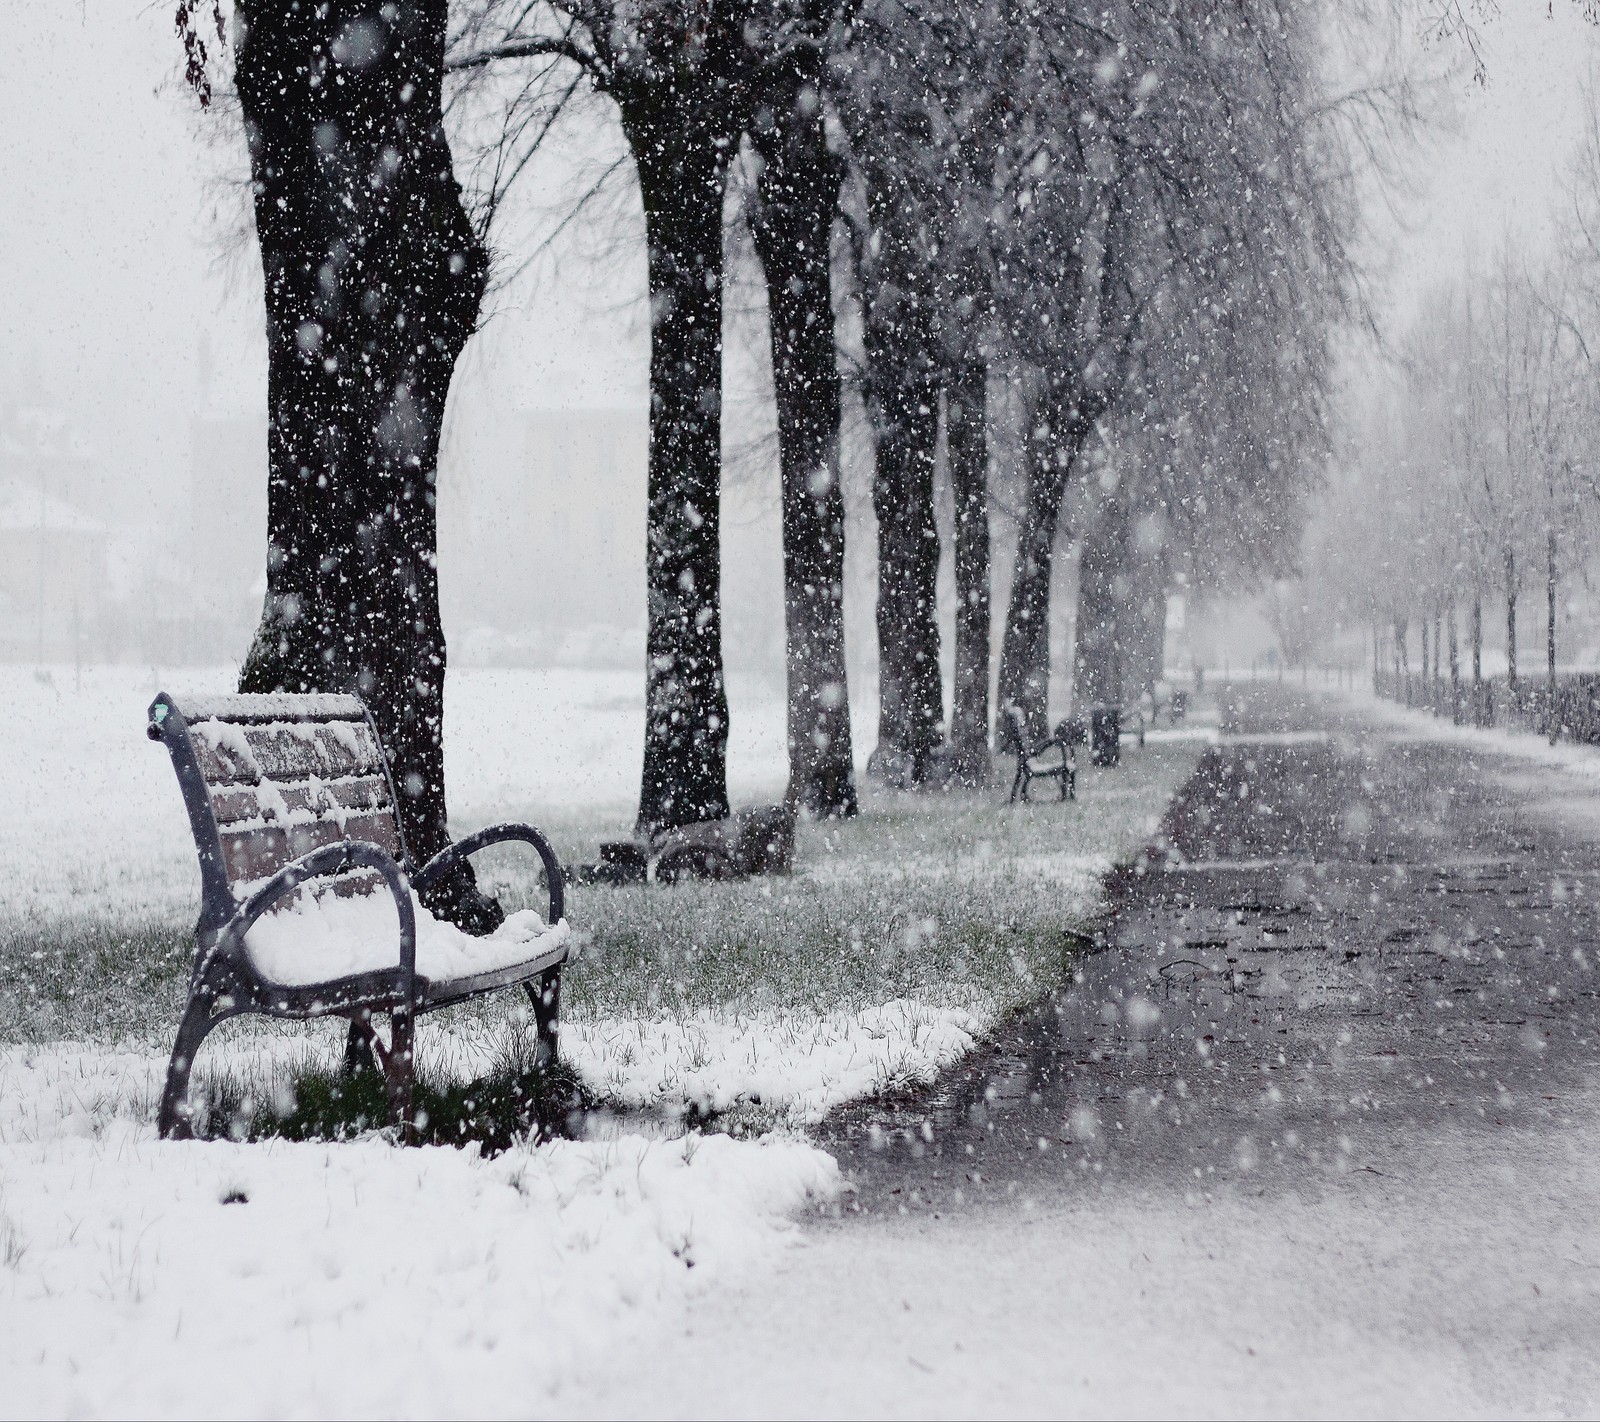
[
  {"left": 184, "top": 411, "right": 269, "bottom": 656},
  {"left": 442, "top": 406, "right": 651, "bottom": 666},
  {"left": 0, "top": 402, "right": 107, "bottom": 663}
]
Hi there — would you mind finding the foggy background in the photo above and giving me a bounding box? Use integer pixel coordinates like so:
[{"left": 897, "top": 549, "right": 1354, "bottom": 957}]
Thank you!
[{"left": 5, "top": 3, "right": 1598, "bottom": 699}]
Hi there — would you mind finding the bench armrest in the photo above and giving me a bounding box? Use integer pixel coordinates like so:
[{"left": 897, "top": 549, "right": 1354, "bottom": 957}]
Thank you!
[
  {"left": 1029, "top": 732, "right": 1074, "bottom": 762},
  {"left": 209, "top": 839, "right": 418, "bottom": 989},
  {"left": 414, "top": 823, "right": 565, "bottom": 927}
]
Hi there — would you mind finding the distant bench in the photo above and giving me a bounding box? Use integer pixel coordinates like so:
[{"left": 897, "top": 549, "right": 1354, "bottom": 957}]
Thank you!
[
  {"left": 1003, "top": 685, "right": 1187, "bottom": 788},
  {"left": 148, "top": 691, "right": 569, "bottom": 1141},
  {"left": 1002, "top": 704, "right": 1078, "bottom": 803}
]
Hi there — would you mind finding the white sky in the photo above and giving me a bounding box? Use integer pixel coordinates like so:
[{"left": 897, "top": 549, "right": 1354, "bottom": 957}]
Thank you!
[
  {"left": 2, "top": 3, "right": 1600, "bottom": 529},
  {"left": 1386, "top": 4, "right": 1600, "bottom": 319}
]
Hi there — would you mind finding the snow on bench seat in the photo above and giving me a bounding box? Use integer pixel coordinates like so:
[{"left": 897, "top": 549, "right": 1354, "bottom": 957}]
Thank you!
[{"left": 244, "top": 890, "right": 569, "bottom": 988}]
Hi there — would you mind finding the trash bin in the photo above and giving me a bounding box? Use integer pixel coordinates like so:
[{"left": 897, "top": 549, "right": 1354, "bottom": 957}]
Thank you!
[{"left": 1090, "top": 704, "right": 1120, "bottom": 767}]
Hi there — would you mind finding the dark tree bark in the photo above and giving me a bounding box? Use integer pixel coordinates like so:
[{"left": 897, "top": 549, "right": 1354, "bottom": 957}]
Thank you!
[
  {"left": 1471, "top": 593, "right": 1484, "bottom": 726},
  {"left": 848, "top": 100, "right": 947, "bottom": 785},
  {"left": 1547, "top": 527, "right": 1558, "bottom": 743},
  {"left": 1447, "top": 599, "right": 1460, "bottom": 723},
  {"left": 1472, "top": 595, "right": 1483, "bottom": 685},
  {"left": 1073, "top": 493, "right": 1130, "bottom": 714},
  {"left": 1440, "top": 607, "right": 1452, "bottom": 697},
  {"left": 615, "top": 95, "right": 737, "bottom": 835},
  {"left": 235, "top": 0, "right": 494, "bottom": 924},
  {"left": 868, "top": 365, "right": 943, "bottom": 780},
  {"left": 1427, "top": 617, "right": 1440, "bottom": 710},
  {"left": 1506, "top": 546, "right": 1519, "bottom": 695},
  {"left": 996, "top": 393, "right": 1094, "bottom": 743},
  {"left": 749, "top": 63, "right": 857, "bottom": 819},
  {"left": 946, "top": 361, "right": 991, "bottom": 783}
]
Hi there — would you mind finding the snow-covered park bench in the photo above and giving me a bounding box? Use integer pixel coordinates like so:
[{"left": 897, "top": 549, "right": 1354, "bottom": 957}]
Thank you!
[
  {"left": 147, "top": 691, "right": 569, "bottom": 1141},
  {"left": 1002, "top": 703, "right": 1078, "bottom": 803}
]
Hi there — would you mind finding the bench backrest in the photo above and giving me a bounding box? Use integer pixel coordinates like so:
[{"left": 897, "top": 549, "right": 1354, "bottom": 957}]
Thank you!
[{"left": 149, "top": 691, "right": 406, "bottom": 934}]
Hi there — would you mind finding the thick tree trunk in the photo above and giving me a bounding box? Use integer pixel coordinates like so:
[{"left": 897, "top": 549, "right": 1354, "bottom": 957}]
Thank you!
[
  {"left": 749, "top": 80, "right": 856, "bottom": 819},
  {"left": 853, "top": 147, "right": 944, "bottom": 786},
  {"left": 1472, "top": 595, "right": 1482, "bottom": 684},
  {"left": 869, "top": 370, "right": 943, "bottom": 781},
  {"left": 235, "top": 0, "right": 493, "bottom": 924},
  {"left": 1548, "top": 527, "right": 1558, "bottom": 743},
  {"left": 1440, "top": 607, "right": 1452, "bottom": 697},
  {"left": 1073, "top": 494, "right": 1130, "bottom": 715},
  {"left": 996, "top": 395, "right": 1091, "bottom": 743},
  {"left": 946, "top": 362, "right": 991, "bottom": 783},
  {"left": 1447, "top": 600, "right": 1460, "bottom": 723},
  {"left": 1506, "top": 546, "right": 1518, "bottom": 695},
  {"left": 621, "top": 109, "right": 733, "bottom": 834},
  {"left": 1427, "top": 617, "right": 1440, "bottom": 710}
]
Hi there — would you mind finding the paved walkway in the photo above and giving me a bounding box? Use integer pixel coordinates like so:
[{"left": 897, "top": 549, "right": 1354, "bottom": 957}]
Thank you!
[
  {"left": 823, "top": 682, "right": 1600, "bottom": 1208},
  {"left": 581, "top": 686, "right": 1600, "bottom": 1417}
]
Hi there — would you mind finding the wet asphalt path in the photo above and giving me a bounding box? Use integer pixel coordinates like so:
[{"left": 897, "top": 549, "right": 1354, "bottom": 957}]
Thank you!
[{"left": 819, "top": 682, "right": 1600, "bottom": 1212}]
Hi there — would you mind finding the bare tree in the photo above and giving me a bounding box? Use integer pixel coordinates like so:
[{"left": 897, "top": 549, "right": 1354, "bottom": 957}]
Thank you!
[
  {"left": 453, "top": 2, "right": 858, "bottom": 833},
  {"left": 747, "top": 36, "right": 860, "bottom": 817},
  {"left": 186, "top": 0, "right": 500, "bottom": 927}
]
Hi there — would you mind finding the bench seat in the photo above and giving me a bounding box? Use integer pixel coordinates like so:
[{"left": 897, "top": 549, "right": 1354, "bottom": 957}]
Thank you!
[{"left": 243, "top": 890, "right": 569, "bottom": 989}]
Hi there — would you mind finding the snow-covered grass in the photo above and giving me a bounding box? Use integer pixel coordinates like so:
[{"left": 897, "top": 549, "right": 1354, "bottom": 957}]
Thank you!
[
  {"left": 0, "top": 1004, "right": 837, "bottom": 1418},
  {"left": 0, "top": 664, "right": 1201, "bottom": 1126},
  {"left": 0, "top": 1087, "right": 837, "bottom": 1416},
  {"left": 1335, "top": 679, "right": 1600, "bottom": 777}
]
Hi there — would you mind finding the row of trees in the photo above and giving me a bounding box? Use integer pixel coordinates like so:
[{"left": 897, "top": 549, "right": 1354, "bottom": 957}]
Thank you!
[
  {"left": 1313, "top": 76, "right": 1600, "bottom": 712},
  {"left": 187, "top": 0, "right": 1375, "bottom": 924}
]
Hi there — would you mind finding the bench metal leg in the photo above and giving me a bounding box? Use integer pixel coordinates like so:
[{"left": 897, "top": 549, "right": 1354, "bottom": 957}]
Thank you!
[
  {"left": 526, "top": 967, "right": 561, "bottom": 1070},
  {"left": 343, "top": 1016, "right": 380, "bottom": 1076},
  {"left": 345, "top": 1009, "right": 416, "bottom": 1142},
  {"left": 158, "top": 990, "right": 225, "bottom": 1140},
  {"left": 387, "top": 1007, "right": 415, "bottom": 1145}
]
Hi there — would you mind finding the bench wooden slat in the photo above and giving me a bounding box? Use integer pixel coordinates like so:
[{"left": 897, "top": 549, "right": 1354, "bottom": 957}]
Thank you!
[
  {"left": 190, "top": 720, "right": 388, "bottom": 787},
  {"left": 219, "top": 812, "right": 405, "bottom": 886},
  {"left": 180, "top": 692, "right": 366, "bottom": 723},
  {"left": 210, "top": 773, "right": 395, "bottom": 830}
]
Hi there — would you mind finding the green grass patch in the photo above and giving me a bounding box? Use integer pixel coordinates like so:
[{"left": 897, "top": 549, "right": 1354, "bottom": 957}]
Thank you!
[
  {"left": 487, "top": 745, "right": 1200, "bottom": 1026},
  {"left": 0, "top": 742, "right": 1204, "bottom": 1135},
  {"left": 190, "top": 1042, "right": 590, "bottom": 1153}
]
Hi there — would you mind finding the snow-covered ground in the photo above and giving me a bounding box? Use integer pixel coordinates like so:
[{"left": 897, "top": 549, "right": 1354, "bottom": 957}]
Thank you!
[
  {"left": 1340, "top": 679, "right": 1600, "bottom": 779},
  {"left": 0, "top": 1071, "right": 838, "bottom": 1416},
  {"left": 1, "top": 664, "right": 1196, "bottom": 1126},
  {"left": 0, "top": 663, "right": 1202, "bottom": 1417},
  {"left": 576, "top": 1088, "right": 1600, "bottom": 1418},
  {"left": 0, "top": 970, "right": 842, "bottom": 1419}
]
